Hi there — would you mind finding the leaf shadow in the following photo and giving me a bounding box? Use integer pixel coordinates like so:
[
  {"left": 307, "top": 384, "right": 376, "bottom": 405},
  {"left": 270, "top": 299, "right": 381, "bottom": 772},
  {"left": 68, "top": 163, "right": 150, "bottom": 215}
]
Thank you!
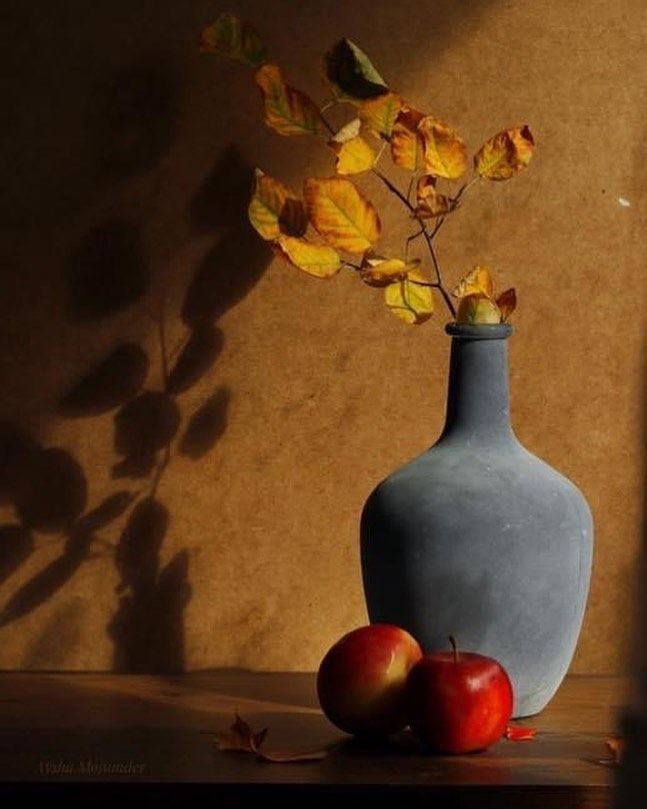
[
  {"left": 57, "top": 342, "right": 149, "bottom": 418},
  {"left": 67, "top": 220, "right": 149, "bottom": 322}
]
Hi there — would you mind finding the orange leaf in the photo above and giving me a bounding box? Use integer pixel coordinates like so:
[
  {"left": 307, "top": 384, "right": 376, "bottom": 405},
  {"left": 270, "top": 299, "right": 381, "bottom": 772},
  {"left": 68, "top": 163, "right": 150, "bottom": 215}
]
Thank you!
[
  {"left": 255, "top": 64, "right": 323, "bottom": 136},
  {"left": 418, "top": 117, "right": 468, "bottom": 179},
  {"left": 605, "top": 736, "right": 625, "bottom": 764},
  {"left": 456, "top": 293, "right": 501, "bottom": 324},
  {"left": 415, "top": 175, "right": 453, "bottom": 219},
  {"left": 505, "top": 724, "right": 536, "bottom": 741},
  {"left": 328, "top": 119, "right": 376, "bottom": 175},
  {"left": 475, "top": 125, "right": 535, "bottom": 180},
  {"left": 275, "top": 235, "right": 341, "bottom": 278},
  {"left": 248, "top": 169, "right": 306, "bottom": 241},
  {"left": 390, "top": 107, "right": 426, "bottom": 172},
  {"left": 200, "top": 12, "right": 267, "bottom": 67},
  {"left": 304, "top": 177, "right": 381, "bottom": 253},
  {"left": 359, "top": 93, "right": 403, "bottom": 139},
  {"left": 384, "top": 267, "right": 434, "bottom": 324},
  {"left": 452, "top": 266, "right": 494, "bottom": 299},
  {"left": 496, "top": 288, "right": 517, "bottom": 322},
  {"left": 360, "top": 253, "right": 420, "bottom": 287}
]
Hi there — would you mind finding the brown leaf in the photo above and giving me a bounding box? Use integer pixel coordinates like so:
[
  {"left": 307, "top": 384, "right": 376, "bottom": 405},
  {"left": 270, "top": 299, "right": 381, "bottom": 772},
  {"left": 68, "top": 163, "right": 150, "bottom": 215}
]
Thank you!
[
  {"left": 605, "top": 736, "right": 625, "bottom": 764},
  {"left": 248, "top": 169, "right": 306, "bottom": 240},
  {"left": 215, "top": 712, "right": 328, "bottom": 763},
  {"left": 415, "top": 175, "right": 453, "bottom": 219},
  {"left": 496, "top": 288, "right": 517, "bottom": 322}
]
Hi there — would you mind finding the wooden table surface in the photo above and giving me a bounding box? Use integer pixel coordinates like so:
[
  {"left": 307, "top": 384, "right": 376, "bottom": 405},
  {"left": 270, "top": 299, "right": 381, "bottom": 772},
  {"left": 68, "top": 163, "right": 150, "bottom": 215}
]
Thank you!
[{"left": 0, "top": 672, "right": 627, "bottom": 807}]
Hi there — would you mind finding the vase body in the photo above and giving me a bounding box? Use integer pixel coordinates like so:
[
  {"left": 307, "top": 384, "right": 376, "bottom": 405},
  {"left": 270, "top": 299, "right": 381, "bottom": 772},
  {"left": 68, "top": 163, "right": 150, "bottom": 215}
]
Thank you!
[{"left": 360, "top": 323, "right": 593, "bottom": 717}]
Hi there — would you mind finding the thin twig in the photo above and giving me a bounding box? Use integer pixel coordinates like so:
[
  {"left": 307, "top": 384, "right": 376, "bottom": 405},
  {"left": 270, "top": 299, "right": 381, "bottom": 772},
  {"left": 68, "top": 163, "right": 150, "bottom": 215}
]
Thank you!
[{"left": 371, "top": 168, "right": 415, "bottom": 211}]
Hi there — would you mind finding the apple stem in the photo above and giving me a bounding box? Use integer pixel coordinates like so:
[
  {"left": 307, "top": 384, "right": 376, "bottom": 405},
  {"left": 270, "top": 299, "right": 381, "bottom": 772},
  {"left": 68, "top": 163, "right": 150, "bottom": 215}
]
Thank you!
[{"left": 449, "top": 635, "right": 459, "bottom": 664}]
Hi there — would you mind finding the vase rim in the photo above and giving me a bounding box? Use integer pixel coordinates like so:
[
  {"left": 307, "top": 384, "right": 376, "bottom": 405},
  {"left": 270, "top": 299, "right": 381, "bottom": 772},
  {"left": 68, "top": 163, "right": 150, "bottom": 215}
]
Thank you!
[{"left": 445, "top": 322, "right": 513, "bottom": 340}]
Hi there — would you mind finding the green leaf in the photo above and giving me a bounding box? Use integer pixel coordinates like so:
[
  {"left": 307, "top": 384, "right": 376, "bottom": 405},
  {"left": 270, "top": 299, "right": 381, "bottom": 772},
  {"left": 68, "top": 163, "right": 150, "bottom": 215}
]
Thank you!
[
  {"left": 200, "top": 12, "right": 267, "bottom": 67},
  {"left": 323, "top": 39, "right": 389, "bottom": 102}
]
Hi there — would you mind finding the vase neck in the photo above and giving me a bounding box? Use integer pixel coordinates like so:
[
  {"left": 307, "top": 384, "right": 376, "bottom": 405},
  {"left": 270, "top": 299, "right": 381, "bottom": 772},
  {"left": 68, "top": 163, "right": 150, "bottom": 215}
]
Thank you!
[{"left": 440, "top": 327, "right": 514, "bottom": 444}]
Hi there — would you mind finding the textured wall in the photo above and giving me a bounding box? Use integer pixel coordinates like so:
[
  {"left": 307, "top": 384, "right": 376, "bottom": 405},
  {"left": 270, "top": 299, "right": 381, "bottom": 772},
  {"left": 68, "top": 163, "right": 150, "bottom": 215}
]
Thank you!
[{"left": 0, "top": 0, "right": 643, "bottom": 673}]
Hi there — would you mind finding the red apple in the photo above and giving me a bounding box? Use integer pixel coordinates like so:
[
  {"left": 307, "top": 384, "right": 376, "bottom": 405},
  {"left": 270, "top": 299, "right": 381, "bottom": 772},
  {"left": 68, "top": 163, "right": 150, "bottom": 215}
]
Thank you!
[
  {"left": 317, "top": 624, "right": 423, "bottom": 736},
  {"left": 406, "top": 637, "right": 513, "bottom": 754}
]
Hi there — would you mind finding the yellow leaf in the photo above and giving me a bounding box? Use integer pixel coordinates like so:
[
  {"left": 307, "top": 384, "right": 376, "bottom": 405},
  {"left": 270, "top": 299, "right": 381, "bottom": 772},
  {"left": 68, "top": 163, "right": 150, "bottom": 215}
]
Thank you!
[
  {"left": 360, "top": 253, "right": 420, "bottom": 287},
  {"left": 415, "top": 175, "right": 453, "bottom": 219},
  {"left": 248, "top": 169, "right": 306, "bottom": 240},
  {"left": 359, "top": 93, "right": 403, "bottom": 139},
  {"left": 496, "top": 288, "right": 517, "bottom": 321},
  {"left": 200, "top": 12, "right": 267, "bottom": 67},
  {"left": 255, "top": 64, "right": 322, "bottom": 136},
  {"left": 475, "top": 125, "right": 535, "bottom": 180},
  {"left": 452, "top": 266, "right": 494, "bottom": 299},
  {"left": 384, "top": 268, "right": 434, "bottom": 324},
  {"left": 390, "top": 107, "right": 426, "bottom": 171},
  {"left": 304, "top": 177, "right": 381, "bottom": 253},
  {"left": 418, "top": 117, "right": 468, "bottom": 179},
  {"left": 275, "top": 235, "right": 341, "bottom": 278},
  {"left": 329, "top": 121, "right": 376, "bottom": 175},
  {"left": 456, "top": 294, "right": 501, "bottom": 324}
]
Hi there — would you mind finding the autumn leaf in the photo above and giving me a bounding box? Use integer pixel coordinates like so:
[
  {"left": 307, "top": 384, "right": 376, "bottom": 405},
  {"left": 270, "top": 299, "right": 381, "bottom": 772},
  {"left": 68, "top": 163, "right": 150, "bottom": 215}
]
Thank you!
[
  {"left": 304, "top": 177, "right": 381, "bottom": 253},
  {"left": 328, "top": 119, "right": 376, "bottom": 175},
  {"left": 418, "top": 117, "right": 468, "bottom": 179},
  {"left": 323, "top": 39, "right": 389, "bottom": 102},
  {"left": 475, "top": 125, "right": 535, "bottom": 180},
  {"left": 275, "top": 235, "right": 341, "bottom": 278},
  {"left": 217, "top": 713, "right": 268, "bottom": 754},
  {"left": 248, "top": 169, "right": 306, "bottom": 240},
  {"left": 359, "top": 93, "right": 403, "bottom": 139},
  {"left": 390, "top": 107, "right": 426, "bottom": 172},
  {"left": 456, "top": 293, "right": 501, "bottom": 324},
  {"left": 360, "top": 252, "right": 420, "bottom": 287},
  {"left": 496, "top": 288, "right": 517, "bottom": 322},
  {"left": 452, "top": 266, "right": 494, "bottom": 299},
  {"left": 385, "top": 268, "right": 434, "bottom": 324},
  {"left": 216, "top": 712, "right": 328, "bottom": 763},
  {"left": 505, "top": 724, "right": 536, "bottom": 741},
  {"left": 605, "top": 736, "right": 625, "bottom": 764},
  {"left": 415, "top": 175, "right": 453, "bottom": 219},
  {"left": 200, "top": 12, "right": 267, "bottom": 67},
  {"left": 255, "top": 64, "right": 323, "bottom": 136}
]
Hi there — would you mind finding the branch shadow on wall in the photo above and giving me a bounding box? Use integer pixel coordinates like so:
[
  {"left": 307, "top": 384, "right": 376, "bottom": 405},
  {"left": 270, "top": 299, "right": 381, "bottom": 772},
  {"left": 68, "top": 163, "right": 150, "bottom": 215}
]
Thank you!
[{"left": 0, "top": 143, "right": 271, "bottom": 672}]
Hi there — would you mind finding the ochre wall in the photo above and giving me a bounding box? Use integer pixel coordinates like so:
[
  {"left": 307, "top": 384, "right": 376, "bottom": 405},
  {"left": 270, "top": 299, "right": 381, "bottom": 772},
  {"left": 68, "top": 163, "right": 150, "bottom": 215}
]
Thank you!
[{"left": 0, "top": 0, "right": 643, "bottom": 672}]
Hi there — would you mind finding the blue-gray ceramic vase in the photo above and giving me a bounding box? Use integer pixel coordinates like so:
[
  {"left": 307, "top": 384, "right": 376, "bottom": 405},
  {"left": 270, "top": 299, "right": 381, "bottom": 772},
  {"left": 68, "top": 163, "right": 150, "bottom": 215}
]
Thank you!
[{"left": 360, "top": 322, "right": 593, "bottom": 717}]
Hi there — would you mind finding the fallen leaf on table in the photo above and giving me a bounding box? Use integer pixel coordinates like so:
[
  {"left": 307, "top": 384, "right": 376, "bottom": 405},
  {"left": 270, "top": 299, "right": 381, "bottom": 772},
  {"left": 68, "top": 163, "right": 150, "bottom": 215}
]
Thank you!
[
  {"left": 215, "top": 712, "right": 328, "bottom": 763},
  {"left": 605, "top": 736, "right": 625, "bottom": 764},
  {"left": 505, "top": 724, "right": 536, "bottom": 741}
]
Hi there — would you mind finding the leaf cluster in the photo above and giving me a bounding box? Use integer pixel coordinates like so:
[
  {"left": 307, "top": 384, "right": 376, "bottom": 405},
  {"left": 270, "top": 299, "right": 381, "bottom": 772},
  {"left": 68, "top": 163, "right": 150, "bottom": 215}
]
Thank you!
[{"left": 201, "top": 13, "right": 536, "bottom": 325}]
